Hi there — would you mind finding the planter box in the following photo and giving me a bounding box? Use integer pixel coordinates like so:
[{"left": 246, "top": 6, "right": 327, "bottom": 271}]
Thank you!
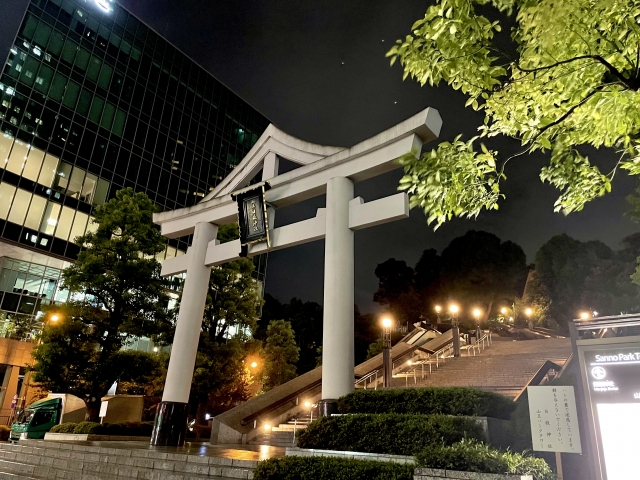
[
  {"left": 286, "top": 446, "right": 414, "bottom": 464},
  {"left": 43, "top": 432, "right": 150, "bottom": 442},
  {"left": 415, "top": 468, "right": 533, "bottom": 480}
]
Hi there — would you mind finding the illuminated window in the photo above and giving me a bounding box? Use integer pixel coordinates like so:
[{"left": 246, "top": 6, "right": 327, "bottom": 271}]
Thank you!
[
  {"left": 40, "top": 202, "right": 61, "bottom": 235},
  {"left": 6, "top": 140, "right": 29, "bottom": 176},
  {"left": 0, "top": 134, "right": 12, "bottom": 165},
  {"left": 24, "top": 195, "right": 46, "bottom": 230},
  {"left": 70, "top": 211, "right": 88, "bottom": 243},
  {"left": 54, "top": 206, "right": 75, "bottom": 240},
  {"left": 22, "top": 147, "right": 45, "bottom": 181},
  {"left": 37, "top": 154, "right": 59, "bottom": 188},
  {"left": 0, "top": 183, "right": 17, "bottom": 220},
  {"left": 7, "top": 189, "right": 31, "bottom": 225}
]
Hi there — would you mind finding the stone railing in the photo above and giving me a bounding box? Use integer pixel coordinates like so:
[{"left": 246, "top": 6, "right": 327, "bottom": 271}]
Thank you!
[{"left": 415, "top": 468, "right": 533, "bottom": 480}]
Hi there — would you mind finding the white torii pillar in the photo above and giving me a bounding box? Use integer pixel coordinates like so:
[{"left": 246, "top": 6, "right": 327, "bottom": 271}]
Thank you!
[
  {"left": 320, "top": 177, "right": 354, "bottom": 412},
  {"left": 150, "top": 107, "right": 442, "bottom": 445}
]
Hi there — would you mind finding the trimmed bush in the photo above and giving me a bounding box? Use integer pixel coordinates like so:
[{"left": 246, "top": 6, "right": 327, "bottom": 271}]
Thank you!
[
  {"left": 296, "top": 414, "right": 485, "bottom": 455},
  {"left": 338, "top": 388, "right": 515, "bottom": 420},
  {"left": 74, "top": 421, "right": 104, "bottom": 434},
  {"left": 253, "top": 456, "right": 414, "bottom": 480},
  {"left": 50, "top": 422, "right": 78, "bottom": 433},
  {"left": 50, "top": 421, "right": 153, "bottom": 436},
  {"left": 0, "top": 425, "right": 10, "bottom": 441},
  {"left": 416, "top": 440, "right": 554, "bottom": 480}
]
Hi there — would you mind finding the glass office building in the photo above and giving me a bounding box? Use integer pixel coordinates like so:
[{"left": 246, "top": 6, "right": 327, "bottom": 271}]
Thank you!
[{"left": 0, "top": 0, "right": 270, "bottom": 340}]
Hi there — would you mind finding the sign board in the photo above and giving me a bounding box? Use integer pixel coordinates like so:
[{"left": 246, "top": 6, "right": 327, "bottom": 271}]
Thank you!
[
  {"left": 527, "top": 386, "right": 582, "bottom": 453},
  {"left": 99, "top": 401, "right": 108, "bottom": 418},
  {"left": 234, "top": 185, "right": 270, "bottom": 252},
  {"left": 583, "top": 346, "right": 640, "bottom": 480}
]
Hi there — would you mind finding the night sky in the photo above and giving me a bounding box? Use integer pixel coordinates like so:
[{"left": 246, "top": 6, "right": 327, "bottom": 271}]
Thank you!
[{"left": 7, "top": 0, "right": 640, "bottom": 313}]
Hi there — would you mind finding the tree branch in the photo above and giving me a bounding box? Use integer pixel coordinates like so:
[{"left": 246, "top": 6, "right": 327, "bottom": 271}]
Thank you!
[
  {"left": 536, "top": 85, "right": 606, "bottom": 136},
  {"left": 516, "top": 55, "right": 635, "bottom": 90}
]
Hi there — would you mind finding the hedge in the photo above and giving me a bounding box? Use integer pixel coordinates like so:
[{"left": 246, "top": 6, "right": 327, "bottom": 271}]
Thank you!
[
  {"left": 296, "top": 414, "right": 485, "bottom": 455},
  {"left": 416, "top": 440, "right": 554, "bottom": 480},
  {"left": 338, "top": 388, "right": 515, "bottom": 420},
  {"left": 50, "top": 421, "right": 154, "bottom": 436},
  {"left": 253, "top": 457, "right": 414, "bottom": 480}
]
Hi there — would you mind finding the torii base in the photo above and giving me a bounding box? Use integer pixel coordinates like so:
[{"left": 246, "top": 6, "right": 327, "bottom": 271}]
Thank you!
[{"left": 150, "top": 401, "right": 189, "bottom": 446}]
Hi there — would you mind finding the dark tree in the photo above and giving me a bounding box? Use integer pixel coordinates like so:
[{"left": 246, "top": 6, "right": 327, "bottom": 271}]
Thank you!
[
  {"left": 32, "top": 189, "right": 170, "bottom": 420},
  {"left": 439, "top": 231, "right": 527, "bottom": 321},
  {"left": 373, "top": 259, "right": 422, "bottom": 325}
]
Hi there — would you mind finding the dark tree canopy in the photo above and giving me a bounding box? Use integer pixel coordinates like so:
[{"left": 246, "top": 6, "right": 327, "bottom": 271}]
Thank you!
[
  {"left": 439, "top": 231, "right": 528, "bottom": 318},
  {"left": 373, "top": 258, "right": 422, "bottom": 325},
  {"left": 32, "top": 189, "right": 169, "bottom": 420}
]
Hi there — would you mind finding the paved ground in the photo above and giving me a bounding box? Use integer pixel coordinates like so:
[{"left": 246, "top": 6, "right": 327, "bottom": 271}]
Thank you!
[{"left": 51, "top": 440, "right": 286, "bottom": 461}]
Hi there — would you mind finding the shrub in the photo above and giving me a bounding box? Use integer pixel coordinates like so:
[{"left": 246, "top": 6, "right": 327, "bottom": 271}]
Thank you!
[
  {"left": 296, "top": 414, "right": 485, "bottom": 455},
  {"left": 416, "top": 440, "right": 554, "bottom": 480},
  {"left": 73, "top": 421, "right": 104, "bottom": 434},
  {"left": 49, "top": 421, "right": 153, "bottom": 436},
  {"left": 50, "top": 422, "right": 78, "bottom": 433},
  {"left": 0, "top": 425, "right": 10, "bottom": 441},
  {"left": 338, "top": 388, "right": 515, "bottom": 420},
  {"left": 253, "top": 457, "right": 414, "bottom": 480}
]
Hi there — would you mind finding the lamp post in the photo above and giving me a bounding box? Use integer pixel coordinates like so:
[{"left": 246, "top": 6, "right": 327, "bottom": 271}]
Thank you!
[
  {"left": 473, "top": 308, "right": 482, "bottom": 342},
  {"left": 449, "top": 305, "right": 460, "bottom": 357},
  {"left": 580, "top": 311, "right": 590, "bottom": 320},
  {"left": 525, "top": 307, "right": 533, "bottom": 330},
  {"left": 381, "top": 317, "right": 393, "bottom": 388},
  {"left": 434, "top": 305, "right": 441, "bottom": 326}
]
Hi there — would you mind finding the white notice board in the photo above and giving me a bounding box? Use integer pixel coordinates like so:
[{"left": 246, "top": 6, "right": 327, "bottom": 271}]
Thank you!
[
  {"left": 99, "top": 401, "right": 108, "bottom": 418},
  {"left": 528, "top": 386, "right": 582, "bottom": 453}
]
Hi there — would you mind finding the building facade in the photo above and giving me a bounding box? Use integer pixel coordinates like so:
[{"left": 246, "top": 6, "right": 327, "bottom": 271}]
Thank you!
[{"left": 0, "top": 0, "right": 269, "bottom": 347}]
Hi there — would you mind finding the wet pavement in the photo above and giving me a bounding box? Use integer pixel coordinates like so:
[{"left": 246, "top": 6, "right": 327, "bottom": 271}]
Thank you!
[{"left": 52, "top": 440, "right": 286, "bottom": 461}]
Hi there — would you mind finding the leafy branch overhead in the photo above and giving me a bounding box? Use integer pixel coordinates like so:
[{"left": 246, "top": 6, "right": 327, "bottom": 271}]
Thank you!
[{"left": 388, "top": 0, "right": 640, "bottom": 227}]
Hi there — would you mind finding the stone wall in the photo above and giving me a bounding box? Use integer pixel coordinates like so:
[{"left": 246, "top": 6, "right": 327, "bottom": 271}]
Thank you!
[{"left": 415, "top": 468, "right": 533, "bottom": 480}]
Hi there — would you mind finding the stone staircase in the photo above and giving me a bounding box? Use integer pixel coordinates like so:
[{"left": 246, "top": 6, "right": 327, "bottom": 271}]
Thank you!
[
  {"left": 249, "top": 415, "right": 312, "bottom": 447},
  {"left": 392, "top": 337, "right": 572, "bottom": 398},
  {"left": 0, "top": 439, "right": 258, "bottom": 479}
]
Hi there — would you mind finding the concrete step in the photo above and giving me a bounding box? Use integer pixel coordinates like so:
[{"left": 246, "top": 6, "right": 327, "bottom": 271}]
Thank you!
[{"left": 0, "top": 441, "right": 256, "bottom": 480}]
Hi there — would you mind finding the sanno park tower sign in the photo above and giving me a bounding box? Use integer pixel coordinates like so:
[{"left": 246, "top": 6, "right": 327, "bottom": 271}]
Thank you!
[
  {"left": 149, "top": 108, "right": 442, "bottom": 446},
  {"left": 570, "top": 314, "right": 640, "bottom": 480}
]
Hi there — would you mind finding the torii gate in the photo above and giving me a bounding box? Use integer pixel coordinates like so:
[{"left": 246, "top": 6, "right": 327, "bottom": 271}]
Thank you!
[{"left": 150, "top": 107, "right": 442, "bottom": 446}]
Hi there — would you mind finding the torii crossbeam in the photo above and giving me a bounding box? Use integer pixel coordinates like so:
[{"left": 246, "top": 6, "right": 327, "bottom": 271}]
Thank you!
[{"left": 150, "top": 107, "right": 442, "bottom": 446}]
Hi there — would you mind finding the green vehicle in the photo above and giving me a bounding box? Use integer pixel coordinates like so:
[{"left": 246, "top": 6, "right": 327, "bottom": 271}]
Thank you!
[{"left": 10, "top": 397, "right": 63, "bottom": 442}]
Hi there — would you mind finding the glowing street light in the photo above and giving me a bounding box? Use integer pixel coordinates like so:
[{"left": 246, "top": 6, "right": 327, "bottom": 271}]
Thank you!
[
  {"left": 435, "top": 305, "right": 441, "bottom": 313},
  {"left": 473, "top": 308, "right": 481, "bottom": 320},
  {"left": 501, "top": 307, "right": 507, "bottom": 315},
  {"left": 50, "top": 314, "right": 59, "bottom": 322},
  {"left": 434, "top": 305, "right": 442, "bottom": 325},
  {"left": 525, "top": 308, "right": 533, "bottom": 317},
  {"left": 381, "top": 316, "right": 393, "bottom": 388},
  {"left": 580, "top": 311, "right": 591, "bottom": 320},
  {"left": 449, "top": 304, "right": 460, "bottom": 357},
  {"left": 251, "top": 361, "right": 258, "bottom": 369},
  {"left": 473, "top": 308, "right": 482, "bottom": 341}
]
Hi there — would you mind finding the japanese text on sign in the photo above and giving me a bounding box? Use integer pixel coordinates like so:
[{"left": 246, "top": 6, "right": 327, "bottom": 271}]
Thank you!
[{"left": 527, "top": 386, "right": 582, "bottom": 453}]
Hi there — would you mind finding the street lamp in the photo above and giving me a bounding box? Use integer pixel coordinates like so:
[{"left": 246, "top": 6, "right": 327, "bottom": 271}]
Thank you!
[
  {"left": 304, "top": 401, "right": 314, "bottom": 422},
  {"left": 449, "top": 304, "right": 460, "bottom": 357},
  {"left": 525, "top": 307, "right": 533, "bottom": 330},
  {"left": 580, "top": 311, "right": 590, "bottom": 320},
  {"left": 381, "top": 317, "right": 393, "bottom": 388},
  {"left": 473, "top": 308, "right": 482, "bottom": 341},
  {"left": 434, "top": 305, "right": 441, "bottom": 325}
]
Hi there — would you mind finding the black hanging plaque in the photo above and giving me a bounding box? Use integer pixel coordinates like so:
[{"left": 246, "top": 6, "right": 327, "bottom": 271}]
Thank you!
[{"left": 233, "top": 184, "right": 271, "bottom": 254}]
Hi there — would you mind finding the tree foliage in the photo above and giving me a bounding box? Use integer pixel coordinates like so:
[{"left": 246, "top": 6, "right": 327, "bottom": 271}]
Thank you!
[
  {"left": 528, "top": 233, "right": 640, "bottom": 328},
  {"left": 32, "top": 189, "right": 169, "bottom": 420},
  {"left": 259, "top": 294, "right": 323, "bottom": 374},
  {"left": 262, "top": 320, "right": 299, "bottom": 391},
  {"left": 439, "top": 231, "right": 528, "bottom": 319},
  {"left": 389, "top": 0, "right": 640, "bottom": 227}
]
